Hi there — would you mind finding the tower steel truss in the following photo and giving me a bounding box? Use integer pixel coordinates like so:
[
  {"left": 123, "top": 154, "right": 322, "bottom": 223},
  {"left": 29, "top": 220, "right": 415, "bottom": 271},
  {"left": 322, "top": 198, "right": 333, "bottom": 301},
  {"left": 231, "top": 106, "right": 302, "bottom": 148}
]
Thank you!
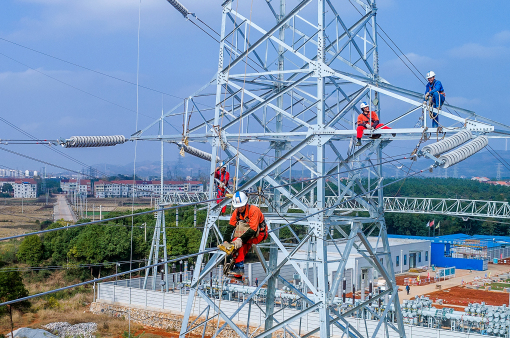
[
  {"left": 184, "top": 0, "right": 407, "bottom": 336},
  {"left": 131, "top": 0, "right": 508, "bottom": 337}
]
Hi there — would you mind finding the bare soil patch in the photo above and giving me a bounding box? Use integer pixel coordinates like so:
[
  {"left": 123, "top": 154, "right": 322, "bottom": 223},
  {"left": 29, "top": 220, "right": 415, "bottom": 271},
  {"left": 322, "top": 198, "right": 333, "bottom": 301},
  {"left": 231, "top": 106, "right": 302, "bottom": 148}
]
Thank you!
[{"left": 424, "top": 286, "right": 509, "bottom": 306}]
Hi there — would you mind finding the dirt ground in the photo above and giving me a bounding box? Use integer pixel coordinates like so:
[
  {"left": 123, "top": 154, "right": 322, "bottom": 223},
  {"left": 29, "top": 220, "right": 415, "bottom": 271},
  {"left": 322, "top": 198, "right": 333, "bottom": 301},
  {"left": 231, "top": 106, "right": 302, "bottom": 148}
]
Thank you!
[
  {"left": 0, "top": 198, "right": 54, "bottom": 237},
  {"left": 395, "top": 274, "right": 434, "bottom": 286},
  {"left": 424, "top": 286, "right": 510, "bottom": 306},
  {"left": 134, "top": 327, "right": 205, "bottom": 338}
]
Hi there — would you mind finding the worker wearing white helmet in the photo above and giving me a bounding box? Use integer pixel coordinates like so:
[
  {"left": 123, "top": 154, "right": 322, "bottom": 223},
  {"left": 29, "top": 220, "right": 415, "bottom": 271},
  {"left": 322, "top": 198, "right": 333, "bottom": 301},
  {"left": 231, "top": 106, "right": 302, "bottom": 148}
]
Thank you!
[
  {"left": 424, "top": 71, "right": 445, "bottom": 128},
  {"left": 218, "top": 191, "right": 268, "bottom": 277},
  {"left": 355, "top": 102, "right": 393, "bottom": 146}
]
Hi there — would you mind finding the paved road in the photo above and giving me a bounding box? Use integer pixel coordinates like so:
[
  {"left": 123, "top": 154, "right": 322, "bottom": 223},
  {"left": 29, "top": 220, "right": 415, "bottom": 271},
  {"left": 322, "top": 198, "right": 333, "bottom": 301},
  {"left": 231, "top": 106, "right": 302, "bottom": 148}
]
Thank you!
[{"left": 53, "top": 194, "right": 77, "bottom": 222}]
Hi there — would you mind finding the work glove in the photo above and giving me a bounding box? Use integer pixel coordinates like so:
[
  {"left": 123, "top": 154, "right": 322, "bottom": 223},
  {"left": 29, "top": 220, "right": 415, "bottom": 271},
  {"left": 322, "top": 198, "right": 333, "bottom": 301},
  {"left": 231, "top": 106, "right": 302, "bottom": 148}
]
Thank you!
[
  {"left": 365, "top": 124, "right": 372, "bottom": 130},
  {"left": 219, "top": 182, "right": 225, "bottom": 188},
  {"left": 425, "top": 93, "right": 430, "bottom": 99},
  {"left": 232, "top": 238, "right": 243, "bottom": 250}
]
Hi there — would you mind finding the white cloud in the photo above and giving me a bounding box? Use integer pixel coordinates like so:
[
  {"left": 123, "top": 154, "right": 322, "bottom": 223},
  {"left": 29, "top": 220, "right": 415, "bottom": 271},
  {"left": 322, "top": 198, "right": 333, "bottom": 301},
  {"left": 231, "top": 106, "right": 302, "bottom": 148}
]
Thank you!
[
  {"left": 447, "top": 43, "right": 509, "bottom": 59},
  {"left": 382, "top": 52, "right": 444, "bottom": 78},
  {"left": 445, "top": 96, "right": 480, "bottom": 108},
  {"left": 493, "top": 30, "right": 510, "bottom": 44},
  {"left": 447, "top": 30, "right": 510, "bottom": 59},
  {"left": 7, "top": 0, "right": 221, "bottom": 40}
]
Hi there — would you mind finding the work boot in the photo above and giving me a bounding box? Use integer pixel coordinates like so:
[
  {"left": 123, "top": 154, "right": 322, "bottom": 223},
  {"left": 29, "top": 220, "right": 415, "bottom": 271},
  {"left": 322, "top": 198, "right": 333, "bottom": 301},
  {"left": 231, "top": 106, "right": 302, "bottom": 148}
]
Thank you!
[
  {"left": 218, "top": 242, "right": 235, "bottom": 255},
  {"left": 228, "top": 266, "right": 244, "bottom": 277},
  {"left": 355, "top": 139, "right": 362, "bottom": 146}
]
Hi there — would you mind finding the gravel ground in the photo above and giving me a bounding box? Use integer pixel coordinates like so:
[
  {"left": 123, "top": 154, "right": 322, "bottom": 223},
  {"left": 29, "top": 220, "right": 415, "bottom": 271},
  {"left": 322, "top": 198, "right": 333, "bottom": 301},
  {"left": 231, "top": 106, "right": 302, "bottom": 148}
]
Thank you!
[{"left": 43, "top": 322, "right": 97, "bottom": 338}]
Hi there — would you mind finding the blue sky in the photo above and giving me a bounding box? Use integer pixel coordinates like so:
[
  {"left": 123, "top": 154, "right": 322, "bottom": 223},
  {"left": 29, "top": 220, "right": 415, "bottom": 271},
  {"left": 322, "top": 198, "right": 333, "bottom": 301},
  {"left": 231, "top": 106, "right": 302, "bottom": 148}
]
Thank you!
[{"left": 0, "top": 0, "right": 509, "bottom": 175}]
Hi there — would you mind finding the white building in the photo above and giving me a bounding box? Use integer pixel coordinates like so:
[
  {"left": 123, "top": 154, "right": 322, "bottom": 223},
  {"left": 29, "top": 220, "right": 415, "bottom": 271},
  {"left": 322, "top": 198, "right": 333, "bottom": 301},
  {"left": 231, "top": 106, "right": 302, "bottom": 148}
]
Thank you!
[
  {"left": 0, "top": 169, "right": 24, "bottom": 178},
  {"left": 274, "top": 236, "right": 431, "bottom": 294},
  {"left": 60, "top": 179, "right": 92, "bottom": 196},
  {"left": 93, "top": 180, "right": 204, "bottom": 198},
  {"left": 12, "top": 179, "right": 38, "bottom": 198}
]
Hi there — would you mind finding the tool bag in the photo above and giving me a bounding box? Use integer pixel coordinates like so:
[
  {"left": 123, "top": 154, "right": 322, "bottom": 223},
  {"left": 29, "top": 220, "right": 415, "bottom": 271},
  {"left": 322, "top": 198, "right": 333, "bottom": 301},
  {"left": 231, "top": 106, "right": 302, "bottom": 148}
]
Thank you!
[{"left": 233, "top": 205, "right": 266, "bottom": 239}]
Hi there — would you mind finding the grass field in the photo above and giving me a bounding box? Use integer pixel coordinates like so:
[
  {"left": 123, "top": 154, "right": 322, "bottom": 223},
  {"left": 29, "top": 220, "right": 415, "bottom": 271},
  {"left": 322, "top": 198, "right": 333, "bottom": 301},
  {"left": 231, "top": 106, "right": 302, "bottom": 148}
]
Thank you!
[
  {"left": 490, "top": 282, "right": 510, "bottom": 291},
  {"left": 0, "top": 198, "right": 55, "bottom": 237},
  {"left": 70, "top": 197, "right": 153, "bottom": 220}
]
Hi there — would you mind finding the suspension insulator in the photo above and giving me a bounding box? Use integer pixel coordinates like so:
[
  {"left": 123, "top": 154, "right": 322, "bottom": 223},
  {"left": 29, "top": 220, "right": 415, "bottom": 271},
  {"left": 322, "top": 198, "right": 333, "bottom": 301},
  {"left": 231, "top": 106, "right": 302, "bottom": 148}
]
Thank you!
[
  {"left": 62, "top": 135, "right": 127, "bottom": 148},
  {"left": 176, "top": 143, "right": 220, "bottom": 163},
  {"left": 167, "top": 0, "right": 190, "bottom": 18},
  {"left": 422, "top": 130, "right": 473, "bottom": 156},
  {"left": 438, "top": 135, "right": 488, "bottom": 168}
]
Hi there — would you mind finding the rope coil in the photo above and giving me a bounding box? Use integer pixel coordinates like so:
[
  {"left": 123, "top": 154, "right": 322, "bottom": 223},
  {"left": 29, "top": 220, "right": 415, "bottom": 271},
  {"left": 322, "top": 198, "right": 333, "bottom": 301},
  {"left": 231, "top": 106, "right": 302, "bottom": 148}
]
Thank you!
[
  {"left": 439, "top": 135, "right": 488, "bottom": 168},
  {"left": 62, "top": 135, "right": 126, "bottom": 148},
  {"left": 422, "top": 130, "right": 472, "bottom": 156}
]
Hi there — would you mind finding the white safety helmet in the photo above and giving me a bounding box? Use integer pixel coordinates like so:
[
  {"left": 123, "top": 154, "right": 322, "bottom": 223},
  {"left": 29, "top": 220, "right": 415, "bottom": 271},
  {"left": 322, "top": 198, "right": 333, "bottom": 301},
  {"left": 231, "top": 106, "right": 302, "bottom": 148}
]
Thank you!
[
  {"left": 232, "top": 191, "right": 248, "bottom": 208},
  {"left": 426, "top": 71, "right": 436, "bottom": 79},
  {"left": 360, "top": 102, "right": 369, "bottom": 109}
]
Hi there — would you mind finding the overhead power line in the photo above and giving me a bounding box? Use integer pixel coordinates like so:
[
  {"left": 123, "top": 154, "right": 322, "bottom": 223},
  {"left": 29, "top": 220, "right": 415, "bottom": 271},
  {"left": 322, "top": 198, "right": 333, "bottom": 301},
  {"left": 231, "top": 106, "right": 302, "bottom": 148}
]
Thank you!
[{"left": 0, "top": 37, "right": 185, "bottom": 101}]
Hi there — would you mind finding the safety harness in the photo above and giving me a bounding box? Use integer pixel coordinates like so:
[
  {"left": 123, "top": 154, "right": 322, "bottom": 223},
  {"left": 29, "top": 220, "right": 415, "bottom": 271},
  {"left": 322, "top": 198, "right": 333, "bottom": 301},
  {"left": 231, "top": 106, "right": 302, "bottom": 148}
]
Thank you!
[{"left": 233, "top": 204, "right": 267, "bottom": 239}]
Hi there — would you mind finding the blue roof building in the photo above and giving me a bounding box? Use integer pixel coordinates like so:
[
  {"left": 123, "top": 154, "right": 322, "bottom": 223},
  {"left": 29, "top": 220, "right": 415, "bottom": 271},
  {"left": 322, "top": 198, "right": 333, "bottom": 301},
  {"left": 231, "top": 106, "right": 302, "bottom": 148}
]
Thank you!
[{"left": 388, "top": 234, "right": 510, "bottom": 271}]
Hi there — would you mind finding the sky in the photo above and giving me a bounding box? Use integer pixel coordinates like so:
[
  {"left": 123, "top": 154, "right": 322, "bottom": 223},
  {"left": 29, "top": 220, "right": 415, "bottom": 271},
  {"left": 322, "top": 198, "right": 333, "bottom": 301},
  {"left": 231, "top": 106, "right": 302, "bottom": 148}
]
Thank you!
[{"left": 0, "top": 0, "right": 509, "bottom": 177}]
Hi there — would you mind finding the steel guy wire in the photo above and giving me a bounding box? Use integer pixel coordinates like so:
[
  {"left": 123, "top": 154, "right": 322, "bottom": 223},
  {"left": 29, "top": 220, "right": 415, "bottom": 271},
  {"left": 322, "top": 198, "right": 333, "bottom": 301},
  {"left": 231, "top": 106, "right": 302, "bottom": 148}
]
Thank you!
[
  {"left": 0, "top": 196, "right": 223, "bottom": 242},
  {"left": 0, "top": 260, "right": 148, "bottom": 272},
  {"left": 0, "top": 37, "right": 185, "bottom": 100},
  {"left": 487, "top": 144, "right": 510, "bottom": 173},
  {"left": 0, "top": 145, "right": 184, "bottom": 197},
  {"left": 0, "top": 52, "right": 158, "bottom": 121},
  {"left": 0, "top": 168, "right": 446, "bottom": 307},
  {"left": 268, "top": 164, "right": 433, "bottom": 235},
  {"left": 0, "top": 247, "right": 219, "bottom": 307},
  {"left": 0, "top": 155, "right": 410, "bottom": 243},
  {"left": 130, "top": 0, "right": 143, "bottom": 287}
]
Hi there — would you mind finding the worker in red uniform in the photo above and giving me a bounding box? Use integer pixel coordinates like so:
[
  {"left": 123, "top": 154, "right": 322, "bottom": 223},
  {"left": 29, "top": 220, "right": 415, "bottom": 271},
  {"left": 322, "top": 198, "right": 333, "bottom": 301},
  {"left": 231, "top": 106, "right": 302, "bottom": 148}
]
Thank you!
[
  {"left": 218, "top": 191, "right": 268, "bottom": 277},
  {"left": 355, "top": 102, "right": 393, "bottom": 146},
  {"left": 214, "top": 163, "right": 230, "bottom": 213}
]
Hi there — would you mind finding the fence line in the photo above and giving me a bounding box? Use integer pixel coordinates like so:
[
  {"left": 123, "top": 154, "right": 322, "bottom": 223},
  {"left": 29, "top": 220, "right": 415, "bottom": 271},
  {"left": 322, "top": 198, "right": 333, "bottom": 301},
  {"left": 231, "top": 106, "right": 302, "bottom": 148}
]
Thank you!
[{"left": 96, "top": 282, "right": 497, "bottom": 338}]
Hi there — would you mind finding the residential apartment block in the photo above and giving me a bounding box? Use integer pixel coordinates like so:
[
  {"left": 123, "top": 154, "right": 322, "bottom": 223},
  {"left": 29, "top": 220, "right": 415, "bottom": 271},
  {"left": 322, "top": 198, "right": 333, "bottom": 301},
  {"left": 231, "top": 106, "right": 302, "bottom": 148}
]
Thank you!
[
  {"left": 0, "top": 178, "right": 38, "bottom": 198},
  {"left": 94, "top": 180, "right": 203, "bottom": 198},
  {"left": 60, "top": 179, "right": 92, "bottom": 196}
]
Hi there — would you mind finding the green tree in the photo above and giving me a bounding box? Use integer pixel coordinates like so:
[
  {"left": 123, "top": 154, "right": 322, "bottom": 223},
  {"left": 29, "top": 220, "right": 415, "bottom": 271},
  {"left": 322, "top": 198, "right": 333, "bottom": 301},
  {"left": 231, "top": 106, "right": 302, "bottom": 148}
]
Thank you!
[
  {"left": 17, "top": 235, "right": 43, "bottom": 266},
  {"left": 0, "top": 270, "right": 30, "bottom": 338},
  {"left": 67, "top": 224, "right": 130, "bottom": 276},
  {"left": 1, "top": 183, "right": 13, "bottom": 193}
]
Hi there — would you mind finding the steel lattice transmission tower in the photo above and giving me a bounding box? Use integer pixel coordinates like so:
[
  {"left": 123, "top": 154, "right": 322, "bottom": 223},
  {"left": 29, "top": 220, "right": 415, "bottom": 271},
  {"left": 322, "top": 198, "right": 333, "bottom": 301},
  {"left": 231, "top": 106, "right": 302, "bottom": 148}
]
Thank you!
[
  {"left": 132, "top": 0, "right": 496, "bottom": 337},
  {"left": 179, "top": 0, "right": 406, "bottom": 336}
]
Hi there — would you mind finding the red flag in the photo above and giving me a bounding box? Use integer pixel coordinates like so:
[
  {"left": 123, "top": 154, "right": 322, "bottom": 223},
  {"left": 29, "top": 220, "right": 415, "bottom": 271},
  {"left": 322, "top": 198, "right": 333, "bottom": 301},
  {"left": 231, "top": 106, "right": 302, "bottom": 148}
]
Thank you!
[{"left": 429, "top": 220, "right": 435, "bottom": 227}]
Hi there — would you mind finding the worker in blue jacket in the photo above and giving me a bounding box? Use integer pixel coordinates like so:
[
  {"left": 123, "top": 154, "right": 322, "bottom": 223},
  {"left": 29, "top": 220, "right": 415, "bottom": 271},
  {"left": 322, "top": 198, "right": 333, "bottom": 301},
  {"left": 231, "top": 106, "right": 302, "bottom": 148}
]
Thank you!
[{"left": 424, "top": 71, "right": 445, "bottom": 128}]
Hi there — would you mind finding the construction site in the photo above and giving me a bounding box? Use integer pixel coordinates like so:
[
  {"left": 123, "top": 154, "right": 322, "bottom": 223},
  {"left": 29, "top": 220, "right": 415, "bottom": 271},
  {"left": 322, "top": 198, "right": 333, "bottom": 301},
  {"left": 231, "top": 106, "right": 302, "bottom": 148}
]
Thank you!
[{"left": 2, "top": 0, "right": 510, "bottom": 338}]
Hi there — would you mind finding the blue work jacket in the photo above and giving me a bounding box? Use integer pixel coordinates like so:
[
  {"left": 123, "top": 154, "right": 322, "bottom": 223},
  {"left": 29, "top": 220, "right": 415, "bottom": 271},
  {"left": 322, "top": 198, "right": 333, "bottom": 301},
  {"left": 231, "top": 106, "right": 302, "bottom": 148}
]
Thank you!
[{"left": 425, "top": 80, "right": 445, "bottom": 96}]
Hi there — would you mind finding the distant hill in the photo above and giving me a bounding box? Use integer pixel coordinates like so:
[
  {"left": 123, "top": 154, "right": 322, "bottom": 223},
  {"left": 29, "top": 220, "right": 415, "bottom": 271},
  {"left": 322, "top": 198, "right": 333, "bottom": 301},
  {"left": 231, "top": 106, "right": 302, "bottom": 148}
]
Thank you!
[{"left": 89, "top": 148, "right": 510, "bottom": 182}]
